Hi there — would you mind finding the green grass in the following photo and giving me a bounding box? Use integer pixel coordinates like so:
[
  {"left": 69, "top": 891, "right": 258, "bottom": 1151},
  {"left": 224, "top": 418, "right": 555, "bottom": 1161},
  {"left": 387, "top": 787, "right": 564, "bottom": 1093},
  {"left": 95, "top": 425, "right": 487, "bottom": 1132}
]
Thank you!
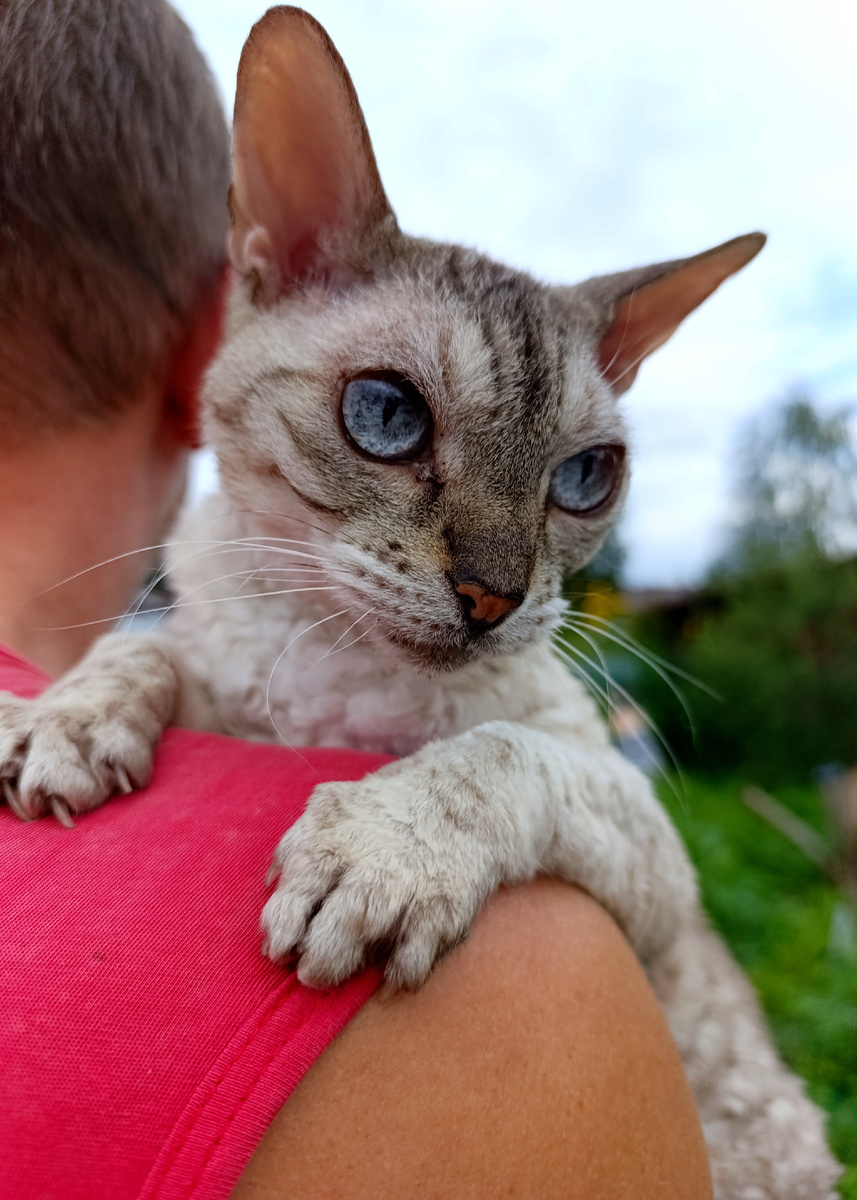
[{"left": 658, "top": 774, "right": 857, "bottom": 1197}]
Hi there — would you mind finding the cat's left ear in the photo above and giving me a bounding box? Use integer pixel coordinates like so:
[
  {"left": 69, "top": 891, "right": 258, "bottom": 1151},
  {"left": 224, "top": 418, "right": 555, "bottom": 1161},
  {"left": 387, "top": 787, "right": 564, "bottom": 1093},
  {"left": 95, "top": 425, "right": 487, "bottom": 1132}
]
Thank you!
[
  {"left": 586, "top": 233, "right": 766, "bottom": 394},
  {"left": 229, "top": 6, "right": 394, "bottom": 303}
]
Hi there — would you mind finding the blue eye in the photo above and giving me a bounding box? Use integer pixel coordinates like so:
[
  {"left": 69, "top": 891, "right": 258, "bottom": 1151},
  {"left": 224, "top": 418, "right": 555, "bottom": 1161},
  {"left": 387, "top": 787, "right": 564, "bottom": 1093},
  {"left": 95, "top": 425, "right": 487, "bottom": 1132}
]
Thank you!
[
  {"left": 341, "top": 374, "right": 432, "bottom": 462},
  {"left": 549, "top": 446, "right": 623, "bottom": 514}
]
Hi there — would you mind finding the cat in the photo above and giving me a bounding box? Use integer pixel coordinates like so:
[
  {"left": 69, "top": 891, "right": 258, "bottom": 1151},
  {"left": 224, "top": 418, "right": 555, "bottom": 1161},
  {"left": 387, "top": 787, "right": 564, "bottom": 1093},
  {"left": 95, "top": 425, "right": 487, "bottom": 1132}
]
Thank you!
[{"left": 0, "top": 7, "right": 840, "bottom": 1197}]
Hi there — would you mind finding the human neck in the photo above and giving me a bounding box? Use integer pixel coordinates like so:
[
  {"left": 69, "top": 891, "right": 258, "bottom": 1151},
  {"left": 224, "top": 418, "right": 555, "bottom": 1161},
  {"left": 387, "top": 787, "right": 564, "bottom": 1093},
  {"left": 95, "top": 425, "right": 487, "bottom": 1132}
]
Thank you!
[{"left": 0, "top": 400, "right": 186, "bottom": 678}]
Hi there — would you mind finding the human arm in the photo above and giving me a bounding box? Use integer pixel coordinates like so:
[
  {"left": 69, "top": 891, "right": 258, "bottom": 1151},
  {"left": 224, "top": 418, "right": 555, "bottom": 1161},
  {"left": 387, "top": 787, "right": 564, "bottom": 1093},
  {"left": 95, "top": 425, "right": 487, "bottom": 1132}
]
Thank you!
[{"left": 235, "top": 878, "right": 713, "bottom": 1200}]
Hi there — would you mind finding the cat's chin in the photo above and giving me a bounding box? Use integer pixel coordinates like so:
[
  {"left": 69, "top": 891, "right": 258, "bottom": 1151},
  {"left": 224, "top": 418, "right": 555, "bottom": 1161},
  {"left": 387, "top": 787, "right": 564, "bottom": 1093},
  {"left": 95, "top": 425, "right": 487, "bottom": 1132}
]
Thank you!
[
  {"left": 383, "top": 627, "right": 528, "bottom": 675},
  {"left": 384, "top": 631, "right": 476, "bottom": 675}
]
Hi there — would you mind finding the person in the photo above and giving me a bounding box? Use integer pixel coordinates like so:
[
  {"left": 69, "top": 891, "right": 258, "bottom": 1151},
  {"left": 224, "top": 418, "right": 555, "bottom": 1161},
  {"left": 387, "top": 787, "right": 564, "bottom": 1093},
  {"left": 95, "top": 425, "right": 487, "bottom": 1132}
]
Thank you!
[{"left": 0, "top": 2, "right": 712, "bottom": 1197}]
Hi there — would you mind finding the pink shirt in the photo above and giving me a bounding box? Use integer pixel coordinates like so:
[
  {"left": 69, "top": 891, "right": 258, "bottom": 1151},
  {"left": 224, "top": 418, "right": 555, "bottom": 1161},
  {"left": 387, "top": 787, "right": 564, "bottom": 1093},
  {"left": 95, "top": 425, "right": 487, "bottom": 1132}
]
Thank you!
[{"left": 0, "top": 644, "right": 386, "bottom": 1199}]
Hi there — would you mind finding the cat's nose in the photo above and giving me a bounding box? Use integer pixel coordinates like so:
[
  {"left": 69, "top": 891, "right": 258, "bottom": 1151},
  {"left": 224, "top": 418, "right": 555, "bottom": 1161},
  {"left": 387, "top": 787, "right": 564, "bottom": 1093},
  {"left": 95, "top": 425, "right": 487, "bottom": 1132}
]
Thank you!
[{"left": 452, "top": 579, "right": 523, "bottom": 629}]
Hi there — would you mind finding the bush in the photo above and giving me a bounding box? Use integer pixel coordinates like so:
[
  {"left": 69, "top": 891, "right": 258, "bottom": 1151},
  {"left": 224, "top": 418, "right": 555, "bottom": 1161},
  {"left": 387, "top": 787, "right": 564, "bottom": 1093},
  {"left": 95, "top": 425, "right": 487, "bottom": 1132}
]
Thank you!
[
  {"left": 659, "top": 775, "right": 857, "bottom": 1195},
  {"left": 631, "top": 554, "right": 857, "bottom": 785}
]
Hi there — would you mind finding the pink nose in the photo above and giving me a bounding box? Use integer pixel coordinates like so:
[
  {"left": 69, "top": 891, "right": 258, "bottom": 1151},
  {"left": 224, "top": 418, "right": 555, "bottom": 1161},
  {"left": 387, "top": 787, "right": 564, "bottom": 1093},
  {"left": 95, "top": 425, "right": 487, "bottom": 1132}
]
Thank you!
[{"left": 454, "top": 582, "right": 521, "bottom": 628}]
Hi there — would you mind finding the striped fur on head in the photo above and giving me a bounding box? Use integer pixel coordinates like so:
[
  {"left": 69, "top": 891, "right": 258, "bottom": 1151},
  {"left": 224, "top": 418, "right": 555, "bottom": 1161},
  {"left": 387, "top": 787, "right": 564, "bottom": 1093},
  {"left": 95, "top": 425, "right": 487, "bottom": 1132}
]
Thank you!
[{"left": 204, "top": 5, "right": 764, "bottom": 672}]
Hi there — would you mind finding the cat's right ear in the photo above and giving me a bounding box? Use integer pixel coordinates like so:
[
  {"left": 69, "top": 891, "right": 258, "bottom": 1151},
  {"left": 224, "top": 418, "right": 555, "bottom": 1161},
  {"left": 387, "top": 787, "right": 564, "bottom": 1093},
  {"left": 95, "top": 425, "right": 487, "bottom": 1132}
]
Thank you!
[{"left": 229, "top": 6, "right": 394, "bottom": 304}]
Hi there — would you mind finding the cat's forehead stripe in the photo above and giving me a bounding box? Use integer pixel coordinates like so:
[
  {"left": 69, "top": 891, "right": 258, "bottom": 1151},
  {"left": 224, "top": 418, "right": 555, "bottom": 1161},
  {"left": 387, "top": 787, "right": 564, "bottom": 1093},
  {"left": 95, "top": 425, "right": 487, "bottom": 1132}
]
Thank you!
[{"left": 436, "top": 246, "right": 566, "bottom": 429}]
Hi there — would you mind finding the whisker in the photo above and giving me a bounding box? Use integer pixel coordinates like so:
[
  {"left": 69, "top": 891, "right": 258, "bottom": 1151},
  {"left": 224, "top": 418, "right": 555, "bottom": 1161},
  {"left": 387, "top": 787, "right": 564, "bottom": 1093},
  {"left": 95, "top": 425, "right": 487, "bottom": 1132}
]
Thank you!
[
  {"left": 555, "top": 617, "right": 616, "bottom": 711},
  {"left": 33, "top": 537, "right": 240, "bottom": 598},
  {"left": 230, "top": 507, "right": 333, "bottom": 541},
  {"left": 112, "top": 543, "right": 299, "bottom": 673},
  {"left": 265, "top": 608, "right": 351, "bottom": 745},
  {"left": 118, "top": 545, "right": 322, "bottom": 648},
  {"left": 113, "top": 557, "right": 332, "bottom": 671},
  {"left": 555, "top": 639, "right": 684, "bottom": 804},
  {"left": 600, "top": 289, "right": 636, "bottom": 378},
  {"left": 567, "top": 611, "right": 717, "bottom": 695},
  {"left": 552, "top": 638, "right": 686, "bottom": 804},
  {"left": 41, "top": 585, "right": 339, "bottom": 632},
  {"left": 233, "top": 564, "right": 323, "bottom": 596},
  {"left": 161, "top": 585, "right": 339, "bottom": 612},
  {"left": 209, "top": 539, "right": 327, "bottom": 564},
  {"left": 326, "top": 618, "right": 380, "bottom": 658},
  {"left": 312, "top": 610, "right": 376, "bottom": 667},
  {"left": 562, "top": 613, "right": 700, "bottom": 736},
  {"left": 34, "top": 535, "right": 329, "bottom": 603},
  {"left": 607, "top": 347, "right": 651, "bottom": 389},
  {"left": 232, "top": 533, "right": 329, "bottom": 553}
]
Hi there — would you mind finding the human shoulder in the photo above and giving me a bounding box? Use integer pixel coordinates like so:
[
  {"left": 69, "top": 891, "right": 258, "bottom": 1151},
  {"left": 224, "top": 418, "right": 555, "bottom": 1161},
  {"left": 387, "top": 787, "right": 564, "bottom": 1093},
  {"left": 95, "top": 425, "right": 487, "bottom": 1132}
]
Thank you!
[{"left": 233, "top": 879, "right": 712, "bottom": 1199}]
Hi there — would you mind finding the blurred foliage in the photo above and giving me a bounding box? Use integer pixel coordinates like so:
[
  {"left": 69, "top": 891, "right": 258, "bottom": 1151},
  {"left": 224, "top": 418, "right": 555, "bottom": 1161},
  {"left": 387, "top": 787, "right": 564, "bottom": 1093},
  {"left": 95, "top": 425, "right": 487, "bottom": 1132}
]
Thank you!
[
  {"left": 622, "top": 396, "right": 857, "bottom": 785},
  {"left": 576, "top": 527, "right": 627, "bottom": 589},
  {"left": 660, "top": 775, "right": 857, "bottom": 1196},
  {"left": 718, "top": 393, "right": 857, "bottom": 574},
  {"left": 631, "top": 552, "right": 857, "bottom": 783}
]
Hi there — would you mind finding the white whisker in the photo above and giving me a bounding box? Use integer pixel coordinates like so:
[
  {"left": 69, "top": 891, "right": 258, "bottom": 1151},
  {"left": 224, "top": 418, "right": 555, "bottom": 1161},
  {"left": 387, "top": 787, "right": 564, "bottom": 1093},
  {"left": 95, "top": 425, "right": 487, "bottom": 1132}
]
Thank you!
[
  {"left": 552, "top": 637, "right": 685, "bottom": 803},
  {"left": 327, "top": 618, "right": 380, "bottom": 658},
  {"left": 561, "top": 612, "right": 699, "bottom": 735},
  {"left": 556, "top": 618, "right": 616, "bottom": 710},
  {"left": 233, "top": 533, "right": 328, "bottom": 552},
  {"left": 311, "top": 610, "right": 376, "bottom": 667},
  {"left": 567, "top": 611, "right": 719, "bottom": 698},
  {"left": 265, "top": 608, "right": 351, "bottom": 744},
  {"left": 116, "top": 544, "right": 319, "bottom": 654},
  {"left": 165, "top": 585, "right": 338, "bottom": 612},
  {"left": 230, "top": 507, "right": 333, "bottom": 540},
  {"left": 34, "top": 535, "right": 329, "bottom": 605},
  {"left": 42, "top": 585, "right": 338, "bottom": 632}
]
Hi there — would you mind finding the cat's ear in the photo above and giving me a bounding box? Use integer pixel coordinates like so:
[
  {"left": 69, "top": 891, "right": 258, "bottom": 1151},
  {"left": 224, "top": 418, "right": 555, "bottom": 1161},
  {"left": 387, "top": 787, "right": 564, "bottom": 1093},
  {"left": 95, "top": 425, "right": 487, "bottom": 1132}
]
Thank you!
[
  {"left": 587, "top": 233, "right": 766, "bottom": 394},
  {"left": 229, "top": 6, "right": 394, "bottom": 303}
]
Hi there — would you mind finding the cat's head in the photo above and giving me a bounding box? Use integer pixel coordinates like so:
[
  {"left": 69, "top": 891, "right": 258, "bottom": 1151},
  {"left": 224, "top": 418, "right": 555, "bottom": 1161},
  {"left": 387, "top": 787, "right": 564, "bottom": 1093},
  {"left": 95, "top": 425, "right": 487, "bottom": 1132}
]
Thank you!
[{"left": 204, "top": 6, "right": 764, "bottom": 672}]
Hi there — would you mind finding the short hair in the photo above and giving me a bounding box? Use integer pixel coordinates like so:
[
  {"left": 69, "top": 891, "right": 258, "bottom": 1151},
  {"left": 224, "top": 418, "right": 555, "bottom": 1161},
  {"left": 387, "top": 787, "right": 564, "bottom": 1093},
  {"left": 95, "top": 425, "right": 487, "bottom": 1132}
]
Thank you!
[{"left": 0, "top": 0, "right": 231, "bottom": 438}]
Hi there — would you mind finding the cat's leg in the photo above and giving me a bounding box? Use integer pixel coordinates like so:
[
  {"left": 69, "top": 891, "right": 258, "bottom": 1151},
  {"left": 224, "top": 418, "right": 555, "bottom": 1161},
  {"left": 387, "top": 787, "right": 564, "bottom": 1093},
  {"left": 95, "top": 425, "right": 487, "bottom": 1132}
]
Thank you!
[
  {"left": 0, "top": 632, "right": 213, "bottom": 822},
  {"left": 652, "top": 918, "right": 841, "bottom": 1200},
  {"left": 263, "top": 719, "right": 842, "bottom": 1197},
  {"left": 262, "top": 719, "right": 699, "bottom": 986}
]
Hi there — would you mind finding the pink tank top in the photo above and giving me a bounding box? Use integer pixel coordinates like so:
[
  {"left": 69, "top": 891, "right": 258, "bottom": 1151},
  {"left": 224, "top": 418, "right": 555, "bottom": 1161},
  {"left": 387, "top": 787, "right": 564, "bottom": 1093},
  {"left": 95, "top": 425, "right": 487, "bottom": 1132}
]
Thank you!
[{"left": 0, "top": 644, "right": 386, "bottom": 1199}]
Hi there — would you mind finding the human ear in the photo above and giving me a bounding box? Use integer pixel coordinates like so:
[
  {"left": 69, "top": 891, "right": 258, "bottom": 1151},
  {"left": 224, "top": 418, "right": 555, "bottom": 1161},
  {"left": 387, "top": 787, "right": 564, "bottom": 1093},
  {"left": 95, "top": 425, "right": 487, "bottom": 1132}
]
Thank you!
[{"left": 165, "top": 267, "right": 230, "bottom": 449}]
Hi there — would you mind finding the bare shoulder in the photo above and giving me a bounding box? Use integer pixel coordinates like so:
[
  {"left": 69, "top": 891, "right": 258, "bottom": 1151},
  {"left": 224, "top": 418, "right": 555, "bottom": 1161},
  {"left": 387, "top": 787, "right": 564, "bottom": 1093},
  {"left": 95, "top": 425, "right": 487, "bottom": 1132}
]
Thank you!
[{"left": 232, "top": 879, "right": 712, "bottom": 1200}]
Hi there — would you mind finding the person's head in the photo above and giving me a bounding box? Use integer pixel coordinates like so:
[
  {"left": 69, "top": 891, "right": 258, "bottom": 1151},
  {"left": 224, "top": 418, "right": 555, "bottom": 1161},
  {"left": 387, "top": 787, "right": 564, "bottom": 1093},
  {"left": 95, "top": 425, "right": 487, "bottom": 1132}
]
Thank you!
[
  {"left": 0, "top": 0, "right": 232, "bottom": 672},
  {"left": 0, "top": 0, "right": 230, "bottom": 459}
]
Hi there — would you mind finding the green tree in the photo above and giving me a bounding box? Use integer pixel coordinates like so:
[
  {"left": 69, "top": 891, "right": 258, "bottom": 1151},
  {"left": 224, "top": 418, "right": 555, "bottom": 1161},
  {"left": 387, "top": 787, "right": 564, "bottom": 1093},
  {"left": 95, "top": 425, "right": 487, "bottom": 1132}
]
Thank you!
[
  {"left": 720, "top": 394, "right": 857, "bottom": 574},
  {"left": 630, "top": 393, "right": 857, "bottom": 783}
]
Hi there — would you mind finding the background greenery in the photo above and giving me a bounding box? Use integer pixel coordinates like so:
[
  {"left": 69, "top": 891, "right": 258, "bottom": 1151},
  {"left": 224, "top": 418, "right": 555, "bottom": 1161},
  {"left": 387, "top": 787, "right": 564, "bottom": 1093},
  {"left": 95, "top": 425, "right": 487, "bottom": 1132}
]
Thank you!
[
  {"left": 569, "top": 395, "right": 857, "bottom": 1193},
  {"left": 659, "top": 775, "right": 857, "bottom": 1197}
]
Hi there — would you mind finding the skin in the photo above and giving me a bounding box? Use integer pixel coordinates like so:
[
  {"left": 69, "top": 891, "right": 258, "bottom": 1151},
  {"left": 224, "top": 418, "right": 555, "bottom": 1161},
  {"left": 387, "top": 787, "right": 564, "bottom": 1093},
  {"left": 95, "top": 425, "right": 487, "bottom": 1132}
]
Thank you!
[
  {"left": 0, "top": 385, "right": 190, "bottom": 678},
  {"left": 1, "top": 322, "right": 711, "bottom": 1199},
  {"left": 234, "top": 879, "right": 712, "bottom": 1200},
  {"left": 0, "top": 284, "right": 224, "bottom": 679}
]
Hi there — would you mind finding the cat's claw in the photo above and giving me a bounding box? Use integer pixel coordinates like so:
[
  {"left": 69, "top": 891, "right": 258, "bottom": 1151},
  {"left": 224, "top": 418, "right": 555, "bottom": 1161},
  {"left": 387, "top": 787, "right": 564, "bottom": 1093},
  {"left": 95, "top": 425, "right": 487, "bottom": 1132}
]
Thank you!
[
  {"left": 113, "top": 764, "right": 134, "bottom": 795},
  {"left": 262, "top": 774, "right": 493, "bottom": 991},
  {"left": 50, "top": 795, "right": 76, "bottom": 829},
  {"left": 2, "top": 779, "right": 32, "bottom": 822},
  {"left": 0, "top": 689, "right": 155, "bottom": 822}
]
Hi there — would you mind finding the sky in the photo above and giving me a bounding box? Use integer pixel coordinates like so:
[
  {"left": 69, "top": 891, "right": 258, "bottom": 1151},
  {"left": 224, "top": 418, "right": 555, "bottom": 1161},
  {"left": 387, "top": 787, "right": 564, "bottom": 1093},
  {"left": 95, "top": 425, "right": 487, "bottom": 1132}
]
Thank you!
[{"left": 175, "top": 0, "right": 857, "bottom": 586}]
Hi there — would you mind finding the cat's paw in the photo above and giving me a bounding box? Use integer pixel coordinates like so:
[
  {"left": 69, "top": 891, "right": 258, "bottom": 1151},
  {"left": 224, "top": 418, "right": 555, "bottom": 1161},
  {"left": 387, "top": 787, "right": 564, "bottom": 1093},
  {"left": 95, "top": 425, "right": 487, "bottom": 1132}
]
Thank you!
[
  {"left": 0, "top": 688, "right": 157, "bottom": 825},
  {"left": 261, "top": 772, "right": 497, "bottom": 990}
]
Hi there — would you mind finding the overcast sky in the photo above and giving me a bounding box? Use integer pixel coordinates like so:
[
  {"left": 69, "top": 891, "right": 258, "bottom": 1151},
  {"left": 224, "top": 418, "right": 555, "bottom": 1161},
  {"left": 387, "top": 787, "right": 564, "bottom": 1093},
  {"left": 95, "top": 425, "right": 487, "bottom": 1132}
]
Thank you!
[{"left": 175, "top": 0, "right": 857, "bottom": 586}]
